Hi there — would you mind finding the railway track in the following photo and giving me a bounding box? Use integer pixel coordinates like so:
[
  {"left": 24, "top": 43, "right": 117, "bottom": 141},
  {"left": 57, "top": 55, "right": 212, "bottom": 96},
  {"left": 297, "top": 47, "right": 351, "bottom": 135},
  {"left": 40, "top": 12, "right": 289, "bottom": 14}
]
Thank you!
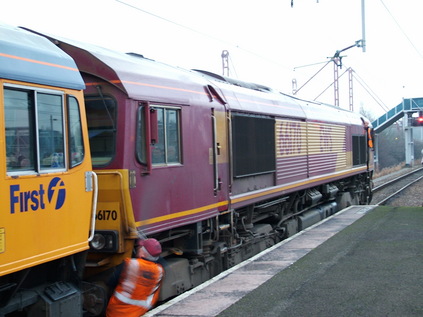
[{"left": 372, "top": 167, "right": 423, "bottom": 206}]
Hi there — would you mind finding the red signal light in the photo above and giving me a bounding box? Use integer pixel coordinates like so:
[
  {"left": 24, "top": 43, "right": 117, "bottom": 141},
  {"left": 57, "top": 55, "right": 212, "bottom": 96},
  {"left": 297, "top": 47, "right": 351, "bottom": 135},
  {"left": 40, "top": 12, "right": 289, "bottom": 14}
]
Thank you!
[{"left": 412, "top": 115, "right": 423, "bottom": 126}]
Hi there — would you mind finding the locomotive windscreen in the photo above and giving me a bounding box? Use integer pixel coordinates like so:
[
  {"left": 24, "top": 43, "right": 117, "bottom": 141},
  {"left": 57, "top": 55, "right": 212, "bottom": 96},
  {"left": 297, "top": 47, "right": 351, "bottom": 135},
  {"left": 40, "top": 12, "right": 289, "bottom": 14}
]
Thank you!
[
  {"left": 232, "top": 114, "right": 276, "bottom": 178},
  {"left": 85, "top": 95, "right": 117, "bottom": 166}
]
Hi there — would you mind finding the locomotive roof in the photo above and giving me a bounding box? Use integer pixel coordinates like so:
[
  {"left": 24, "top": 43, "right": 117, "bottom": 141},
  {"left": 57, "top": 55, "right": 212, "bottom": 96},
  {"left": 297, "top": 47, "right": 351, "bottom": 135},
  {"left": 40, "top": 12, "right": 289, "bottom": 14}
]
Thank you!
[
  {"left": 194, "top": 69, "right": 361, "bottom": 125},
  {"left": 24, "top": 28, "right": 363, "bottom": 126},
  {"left": 0, "top": 24, "right": 85, "bottom": 90},
  {"left": 25, "top": 30, "right": 308, "bottom": 119},
  {"left": 29, "top": 31, "right": 211, "bottom": 103}
]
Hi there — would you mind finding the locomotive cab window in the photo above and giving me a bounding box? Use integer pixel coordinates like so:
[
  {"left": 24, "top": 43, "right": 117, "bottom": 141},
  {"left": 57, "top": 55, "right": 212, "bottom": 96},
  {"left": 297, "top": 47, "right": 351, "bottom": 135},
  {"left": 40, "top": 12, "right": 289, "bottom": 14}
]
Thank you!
[
  {"left": 68, "top": 96, "right": 84, "bottom": 167},
  {"left": 4, "top": 86, "right": 70, "bottom": 175},
  {"left": 136, "top": 106, "right": 148, "bottom": 165},
  {"left": 85, "top": 95, "right": 117, "bottom": 166},
  {"left": 144, "top": 106, "right": 181, "bottom": 166}
]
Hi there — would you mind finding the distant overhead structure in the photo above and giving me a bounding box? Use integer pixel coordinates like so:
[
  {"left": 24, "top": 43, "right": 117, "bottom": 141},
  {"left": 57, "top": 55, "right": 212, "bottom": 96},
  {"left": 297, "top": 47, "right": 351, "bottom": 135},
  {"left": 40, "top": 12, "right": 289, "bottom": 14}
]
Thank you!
[
  {"left": 293, "top": 41, "right": 363, "bottom": 110},
  {"left": 291, "top": 0, "right": 366, "bottom": 51},
  {"left": 221, "top": 50, "right": 229, "bottom": 77},
  {"left": 291, "top": 0, "right": 366, "bottom": 110},
  {"left": 331, "top": 40, "right": 364, "bottom": 109},
  {"left": 372, "top": 98, "right": 423, "bottom": 167}
]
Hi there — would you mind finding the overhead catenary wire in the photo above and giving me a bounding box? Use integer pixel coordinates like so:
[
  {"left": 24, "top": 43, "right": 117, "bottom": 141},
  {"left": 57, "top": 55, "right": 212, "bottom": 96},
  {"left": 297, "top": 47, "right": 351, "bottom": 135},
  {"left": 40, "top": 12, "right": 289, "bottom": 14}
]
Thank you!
[
  {"left": 298, "top": 57, "right": 389, "bottom": 114},
  {"left": 293, "top": 60, "right": 332, "bottom": 95},
  {"left": 115, "top": 0, "right": 404, "bottom": 115},
  {"left": 351, "top": 69, "right": 389, "bottom": 112},
  {"left": 353, "top": 76, "right": 389, "bottom": 112},
  {"left": 379, "top": 0, "right": 423, "bottom": 60},
  {"left": 115, "top": 0, "right": 292, "bottom": 73},
  {"left": 313, "top": 67, "right": 350, "bottom": 101},
  {"left": 228, "top": 54, "right": 239, "bottom": 79},
  {"left": 293, "top": 60, "right": 329, "bottom": 71},
  {"left": 312, "top": 63, "right": 390, "bottom": 113}
]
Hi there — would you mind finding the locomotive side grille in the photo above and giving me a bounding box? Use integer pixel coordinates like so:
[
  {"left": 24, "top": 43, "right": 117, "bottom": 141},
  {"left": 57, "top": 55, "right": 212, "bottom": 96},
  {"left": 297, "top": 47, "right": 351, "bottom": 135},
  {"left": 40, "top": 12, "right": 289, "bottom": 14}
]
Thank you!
[
  {"left": 275, "top": 120, "right": 347, "bottom": 183},
  {"left": 307, "top": 123, "right": 347, "bottom": 177},
  {"left": 232, "top": 114, "right": 276, "bottom": 178},
  {"left": 275, "top": 119, "right": 307, "bottom": 183}
]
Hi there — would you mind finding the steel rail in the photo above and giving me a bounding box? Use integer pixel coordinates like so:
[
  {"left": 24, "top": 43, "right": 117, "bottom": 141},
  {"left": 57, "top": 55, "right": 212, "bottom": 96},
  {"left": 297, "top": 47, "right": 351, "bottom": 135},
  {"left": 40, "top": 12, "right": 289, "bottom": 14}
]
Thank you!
[
  {"left": 374, "top": 167, "right": 423, "bottom": 205},
  {"left": 373, "top": 166, "right": 423, "bottom": 192}
]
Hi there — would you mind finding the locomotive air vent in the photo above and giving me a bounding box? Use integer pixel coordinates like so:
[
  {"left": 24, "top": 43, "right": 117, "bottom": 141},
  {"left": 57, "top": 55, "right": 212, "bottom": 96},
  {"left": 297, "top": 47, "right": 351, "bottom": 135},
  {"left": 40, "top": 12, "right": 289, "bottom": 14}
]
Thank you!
[
  {"left": 126, "top": 52, "right": 145, "bottom": 58},
  {"left": 193, "top": 69, "right": 272, "bottom": 93}
]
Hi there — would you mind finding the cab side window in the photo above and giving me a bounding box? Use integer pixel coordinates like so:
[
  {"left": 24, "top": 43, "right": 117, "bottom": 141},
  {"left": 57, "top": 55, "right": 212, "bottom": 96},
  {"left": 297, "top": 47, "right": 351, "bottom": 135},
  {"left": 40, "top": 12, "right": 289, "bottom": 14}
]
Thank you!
[
  {"left": 38, "top": 93, "right": 65, "bottom": 170},
  {"left": 68, "top": 96, "right": 84, "bottom": 167},
  {"left": 4, "top": 88, "right": 35, "bottom": 172},
  {"left": 4, "top": 86, "right": 68, "bottom": 174},
  {"left": 151, "top": 106, "right": 181, "bottom": 165},
  {"left": 136, "top": 105, "right": 181, "bottom": 167}
]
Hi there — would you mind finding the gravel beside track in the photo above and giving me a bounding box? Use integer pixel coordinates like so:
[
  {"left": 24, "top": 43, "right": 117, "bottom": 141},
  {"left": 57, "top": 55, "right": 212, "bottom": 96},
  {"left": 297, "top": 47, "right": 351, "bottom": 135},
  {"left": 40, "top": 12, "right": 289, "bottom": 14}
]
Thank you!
[
  {"left": 373, "top": 167, "right": 423, "bottom": 207},
  {"left": 388, "top": 180, "right": 423, "bottom": 207}
]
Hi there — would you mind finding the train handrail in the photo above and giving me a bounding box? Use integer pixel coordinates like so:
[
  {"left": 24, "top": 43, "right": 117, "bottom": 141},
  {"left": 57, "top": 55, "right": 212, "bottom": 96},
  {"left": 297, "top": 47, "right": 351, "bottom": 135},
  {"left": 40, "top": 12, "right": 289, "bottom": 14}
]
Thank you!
[
  {"left": 88, "top": 171, "right": 98, "bottom": 242},
  {"left": 228, "top": 115, "right": 233, "bottom": 187},
  {"left": 212, "top": 114, "right": 219, "bottom": 191}
]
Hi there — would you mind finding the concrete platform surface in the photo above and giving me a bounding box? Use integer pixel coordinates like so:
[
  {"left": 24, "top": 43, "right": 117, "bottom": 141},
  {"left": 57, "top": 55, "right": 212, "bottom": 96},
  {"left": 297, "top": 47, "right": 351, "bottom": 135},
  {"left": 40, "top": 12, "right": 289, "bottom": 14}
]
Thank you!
[
  {"left": 219, "top": 206, "right": 423, "bottom": 317},
  {"left": 146, "top": 205, "right": 409, "bottom": 317}
]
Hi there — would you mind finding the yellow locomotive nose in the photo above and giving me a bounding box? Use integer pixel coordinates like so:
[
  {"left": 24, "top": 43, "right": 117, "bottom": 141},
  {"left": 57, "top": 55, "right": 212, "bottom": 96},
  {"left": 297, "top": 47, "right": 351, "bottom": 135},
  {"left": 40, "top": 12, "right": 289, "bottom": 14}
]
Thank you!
[{"left": 0, "top": 24, "right": 95, "bottom": 316}]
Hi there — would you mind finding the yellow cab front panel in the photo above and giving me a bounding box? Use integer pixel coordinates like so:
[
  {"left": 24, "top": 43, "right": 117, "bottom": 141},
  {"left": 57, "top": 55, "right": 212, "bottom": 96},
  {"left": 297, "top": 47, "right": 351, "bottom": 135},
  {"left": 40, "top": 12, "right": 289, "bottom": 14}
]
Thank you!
[
  {"left": 0, "top": 23, "right": 96, "bottom": 316},
  {"left": 0, "top": 81, "right": 94, "bottom": 276}
]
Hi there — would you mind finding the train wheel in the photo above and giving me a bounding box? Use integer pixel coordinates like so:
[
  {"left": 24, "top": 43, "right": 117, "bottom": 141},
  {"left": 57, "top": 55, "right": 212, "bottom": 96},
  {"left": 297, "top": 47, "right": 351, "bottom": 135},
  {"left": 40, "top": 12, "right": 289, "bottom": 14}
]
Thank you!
[
  {"left": 336, "top": 191, "right": 354, "bottom": 210},
  {"left": 82, "top": 282, "right": 108, "bottom": 316}
]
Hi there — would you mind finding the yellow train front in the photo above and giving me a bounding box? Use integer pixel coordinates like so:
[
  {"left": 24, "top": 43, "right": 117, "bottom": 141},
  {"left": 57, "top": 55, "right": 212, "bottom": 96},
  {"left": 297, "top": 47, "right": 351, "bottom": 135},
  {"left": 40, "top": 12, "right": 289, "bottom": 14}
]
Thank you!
[{"left": 0, "top": 25, "right": 95, "bottom": 316}]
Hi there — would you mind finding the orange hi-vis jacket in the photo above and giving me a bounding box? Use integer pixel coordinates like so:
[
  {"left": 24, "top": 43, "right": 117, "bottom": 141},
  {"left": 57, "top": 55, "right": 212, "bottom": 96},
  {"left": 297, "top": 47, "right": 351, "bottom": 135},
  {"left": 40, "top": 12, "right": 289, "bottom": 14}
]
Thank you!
[
  {"left": 366, "top": 127, "right": 374, "bottom": 149},
  {"left": 106, "top": 257, "right": 164, "bottom": 317}
]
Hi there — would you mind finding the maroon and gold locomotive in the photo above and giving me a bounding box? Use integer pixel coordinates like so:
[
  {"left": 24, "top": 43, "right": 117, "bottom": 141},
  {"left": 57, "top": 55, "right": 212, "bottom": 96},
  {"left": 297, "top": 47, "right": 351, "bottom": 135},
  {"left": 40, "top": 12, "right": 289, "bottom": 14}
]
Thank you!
[{"left": 36, "top": 32, "right": 373, "bottom": 313}]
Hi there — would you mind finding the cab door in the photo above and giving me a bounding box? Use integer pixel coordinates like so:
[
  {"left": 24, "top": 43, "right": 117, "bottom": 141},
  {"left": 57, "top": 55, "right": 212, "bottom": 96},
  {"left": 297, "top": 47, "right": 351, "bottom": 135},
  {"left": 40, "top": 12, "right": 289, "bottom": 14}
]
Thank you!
[{"left": 209, "top": 89, "right": 230, "bottom": 211}]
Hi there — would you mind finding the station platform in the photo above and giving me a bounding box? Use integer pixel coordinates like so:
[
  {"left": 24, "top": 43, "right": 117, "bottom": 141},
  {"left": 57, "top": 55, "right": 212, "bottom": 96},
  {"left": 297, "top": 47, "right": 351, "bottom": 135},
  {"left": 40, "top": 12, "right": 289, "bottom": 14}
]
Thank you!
[{"left": 147, "top": 205, "right": 423, "bottom": 317}]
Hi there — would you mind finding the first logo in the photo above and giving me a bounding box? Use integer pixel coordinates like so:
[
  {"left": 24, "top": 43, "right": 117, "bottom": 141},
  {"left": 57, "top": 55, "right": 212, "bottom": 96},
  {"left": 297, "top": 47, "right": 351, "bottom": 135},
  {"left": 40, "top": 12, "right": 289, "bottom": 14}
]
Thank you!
[{"left": 10, "top": 177, "right": 66, "bottom": 213}]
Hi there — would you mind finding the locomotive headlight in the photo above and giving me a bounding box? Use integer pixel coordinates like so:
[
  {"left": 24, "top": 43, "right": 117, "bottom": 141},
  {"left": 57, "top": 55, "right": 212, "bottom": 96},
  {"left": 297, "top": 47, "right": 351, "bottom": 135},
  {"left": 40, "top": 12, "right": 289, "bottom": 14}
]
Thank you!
[
  {"left": 89, "top": 230, "right": 119, "bottom": 252},
  {"left": 90, "top": 233, "right": 106, "bottom": 250}
]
